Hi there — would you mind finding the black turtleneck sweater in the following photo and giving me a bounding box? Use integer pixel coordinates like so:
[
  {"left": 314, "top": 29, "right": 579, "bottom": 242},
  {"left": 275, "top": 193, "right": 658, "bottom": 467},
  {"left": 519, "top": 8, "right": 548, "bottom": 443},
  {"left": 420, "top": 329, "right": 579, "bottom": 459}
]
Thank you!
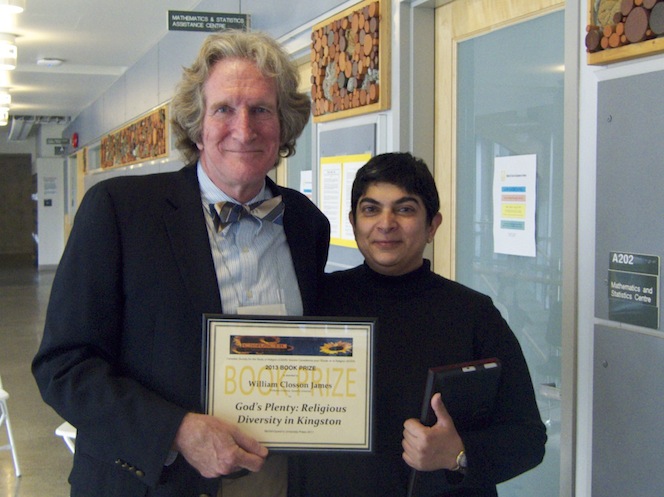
[{"left": 292, "top": 261, "right": 546, "bottom": 497}]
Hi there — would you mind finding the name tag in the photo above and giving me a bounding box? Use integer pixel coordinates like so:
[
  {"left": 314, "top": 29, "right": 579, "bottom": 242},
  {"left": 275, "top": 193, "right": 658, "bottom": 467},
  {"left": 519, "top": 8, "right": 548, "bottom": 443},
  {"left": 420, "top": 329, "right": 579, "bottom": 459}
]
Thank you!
[{"left": 236, "top": 303, "right": 287, "bottom": 316}]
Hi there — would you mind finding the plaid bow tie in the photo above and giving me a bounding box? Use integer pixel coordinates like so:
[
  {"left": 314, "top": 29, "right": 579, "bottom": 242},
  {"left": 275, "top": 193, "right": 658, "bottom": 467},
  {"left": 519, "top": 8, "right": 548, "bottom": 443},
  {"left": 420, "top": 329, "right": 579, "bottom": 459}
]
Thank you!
[{"left": 209, "top": 195, "right": 285, "bottom": 232}]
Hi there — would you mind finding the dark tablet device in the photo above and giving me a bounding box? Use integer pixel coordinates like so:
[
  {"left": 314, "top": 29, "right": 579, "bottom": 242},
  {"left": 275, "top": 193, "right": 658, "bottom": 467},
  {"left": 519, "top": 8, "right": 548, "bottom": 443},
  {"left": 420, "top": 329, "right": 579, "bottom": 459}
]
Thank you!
[
  {"left": 408, "top": 358, "right": 502, "bottom": 497},
  {"left": 419, "top": 357, "right": 502, "bottom": 431}
]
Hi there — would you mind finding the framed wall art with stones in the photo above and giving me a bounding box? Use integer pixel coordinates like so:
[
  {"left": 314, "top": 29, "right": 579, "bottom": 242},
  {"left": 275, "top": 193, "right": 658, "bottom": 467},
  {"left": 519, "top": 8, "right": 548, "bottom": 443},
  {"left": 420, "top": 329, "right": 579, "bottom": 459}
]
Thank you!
[{"left": 310, "top": 0, "right": 390, "bottom": 122}]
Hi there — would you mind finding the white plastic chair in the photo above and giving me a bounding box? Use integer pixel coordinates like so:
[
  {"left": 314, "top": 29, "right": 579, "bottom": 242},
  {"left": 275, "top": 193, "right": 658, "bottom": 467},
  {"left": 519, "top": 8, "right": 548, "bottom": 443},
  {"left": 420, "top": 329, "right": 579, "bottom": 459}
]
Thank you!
[
  {"left": 0, "top": 375, "right": 21, "bottom": 477},
  {"left": 55, "top": 421, "right": 77, "bottom": 453}
]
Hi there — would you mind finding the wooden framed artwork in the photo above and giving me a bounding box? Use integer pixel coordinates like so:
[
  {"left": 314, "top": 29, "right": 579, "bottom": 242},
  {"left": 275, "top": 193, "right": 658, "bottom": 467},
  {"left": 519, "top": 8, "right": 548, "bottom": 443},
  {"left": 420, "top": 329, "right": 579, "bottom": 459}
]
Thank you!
[
  {"left": 310, "top": 0, "right": 390, "bottom": 122},
  {"left": 586, "top": 0, "right": 664, "bottom": 64},
  {"left": 100, "top": 104, "right": 169, "bottom": 169}
]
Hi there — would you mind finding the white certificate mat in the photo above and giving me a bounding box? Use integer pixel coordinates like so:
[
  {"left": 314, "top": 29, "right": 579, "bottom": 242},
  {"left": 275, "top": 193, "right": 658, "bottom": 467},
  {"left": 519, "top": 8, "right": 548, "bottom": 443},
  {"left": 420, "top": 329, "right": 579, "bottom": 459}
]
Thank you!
[{"left": 203, "top": 315, "right": 375, "bottom": 452}]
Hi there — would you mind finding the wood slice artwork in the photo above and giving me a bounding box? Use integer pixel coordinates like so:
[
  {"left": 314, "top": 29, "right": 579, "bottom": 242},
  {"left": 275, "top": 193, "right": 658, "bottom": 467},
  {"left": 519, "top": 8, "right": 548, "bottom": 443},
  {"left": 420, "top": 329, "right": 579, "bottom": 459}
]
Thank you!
[
  {"left": 311, "top": 0, "right": 386, "bottom": 120},
  {"left": 594, "top": 0, "right": 623, "bottom": 26},
  {"left": 586, "top": 27, "right": 603, "bottom": 52},
  {"left": 624, "top": 6, "right": 649, "bottom": 42},
  {"left": 587, "top": 0, "right": 664, "bottom": 62},
  {"left": 649, "top": 2, "right": 664, "bottom": 34},
  {"left": 620, "top": 0, "right": 635, "bottom": 17},
  {"left": 100, "top": 105, "right": 168, "bottom": 169}
]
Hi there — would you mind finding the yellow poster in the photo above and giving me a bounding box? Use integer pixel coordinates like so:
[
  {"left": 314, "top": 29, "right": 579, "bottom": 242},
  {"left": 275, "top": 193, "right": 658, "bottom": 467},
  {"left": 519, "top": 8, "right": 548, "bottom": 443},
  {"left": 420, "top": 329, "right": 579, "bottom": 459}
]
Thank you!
[{"left": 319, "top": 153, "right": 371, "bottom": 247}]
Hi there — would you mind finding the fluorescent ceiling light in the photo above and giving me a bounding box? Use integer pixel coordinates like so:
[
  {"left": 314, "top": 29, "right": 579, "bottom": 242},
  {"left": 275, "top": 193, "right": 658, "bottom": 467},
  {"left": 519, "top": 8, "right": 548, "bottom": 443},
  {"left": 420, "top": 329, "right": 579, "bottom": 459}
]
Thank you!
[
  {"left": 0, "top": 1, "right": 25, "bottom": 15},
  {"left": 37, "top": 57, "right": 64, "bottom": 67}
]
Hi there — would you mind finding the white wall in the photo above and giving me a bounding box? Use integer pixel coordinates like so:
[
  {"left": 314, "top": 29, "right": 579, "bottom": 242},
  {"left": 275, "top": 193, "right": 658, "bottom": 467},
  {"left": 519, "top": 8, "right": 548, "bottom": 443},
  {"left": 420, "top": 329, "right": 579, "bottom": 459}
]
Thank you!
[
  {"left": 35, "top": 158, "right": 65, "bottom": 267},
  {"left": 37, "top": 124, "right": 68, "bottom": 158}
]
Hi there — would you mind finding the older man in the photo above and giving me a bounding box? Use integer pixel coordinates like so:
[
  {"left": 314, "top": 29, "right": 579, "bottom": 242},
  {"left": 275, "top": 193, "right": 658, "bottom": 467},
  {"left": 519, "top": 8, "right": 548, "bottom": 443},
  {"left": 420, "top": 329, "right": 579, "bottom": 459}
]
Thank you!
[{"left": 33, "top": 31, "right": 329, "bottom": 497}]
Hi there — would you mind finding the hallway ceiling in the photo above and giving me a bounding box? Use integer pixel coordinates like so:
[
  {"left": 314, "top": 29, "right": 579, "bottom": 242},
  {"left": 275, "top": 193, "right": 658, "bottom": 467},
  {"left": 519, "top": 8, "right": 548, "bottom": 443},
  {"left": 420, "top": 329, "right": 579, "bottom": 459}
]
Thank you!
[{"left": 2, "top": 0, "right": 202, "bottom": 123}]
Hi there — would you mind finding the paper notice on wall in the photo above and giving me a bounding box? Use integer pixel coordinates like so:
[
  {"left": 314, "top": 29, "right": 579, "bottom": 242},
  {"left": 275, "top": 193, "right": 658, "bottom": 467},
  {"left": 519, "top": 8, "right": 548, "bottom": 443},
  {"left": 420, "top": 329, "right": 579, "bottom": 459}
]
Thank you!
[
  {"left": 300, "top": 170, "right": 312, "bottom": 199},
  {"left": 319, "top": 160, "right": 343, "bottom": 241},
  {"left": 319, "top": 154, "right": 370, "bottom": 247},
  {"left": 493, "top": 155, "right": 537, "bottom": 257}
]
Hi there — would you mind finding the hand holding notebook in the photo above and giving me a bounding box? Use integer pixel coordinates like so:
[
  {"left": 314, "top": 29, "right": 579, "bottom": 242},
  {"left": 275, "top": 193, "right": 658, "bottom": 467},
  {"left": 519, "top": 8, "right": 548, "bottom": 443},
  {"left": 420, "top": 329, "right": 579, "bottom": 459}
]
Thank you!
[{"left": 406, "top": 358, "right": 502, "bottom": 497}]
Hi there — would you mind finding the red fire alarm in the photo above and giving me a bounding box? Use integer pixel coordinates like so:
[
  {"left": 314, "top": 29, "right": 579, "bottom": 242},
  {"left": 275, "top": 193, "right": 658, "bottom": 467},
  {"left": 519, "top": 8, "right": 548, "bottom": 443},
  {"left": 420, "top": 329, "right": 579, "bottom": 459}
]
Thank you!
[{"left": 71, "top": 132, "right": 79, "bottom": 148}]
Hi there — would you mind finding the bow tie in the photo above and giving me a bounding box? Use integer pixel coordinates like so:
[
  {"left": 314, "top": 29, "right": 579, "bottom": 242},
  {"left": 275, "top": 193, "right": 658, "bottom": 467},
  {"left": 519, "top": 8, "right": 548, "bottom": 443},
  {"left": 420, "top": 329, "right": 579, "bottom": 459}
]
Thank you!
[{"left": 209, "top": 195, "right": 284, "bottom": 232}]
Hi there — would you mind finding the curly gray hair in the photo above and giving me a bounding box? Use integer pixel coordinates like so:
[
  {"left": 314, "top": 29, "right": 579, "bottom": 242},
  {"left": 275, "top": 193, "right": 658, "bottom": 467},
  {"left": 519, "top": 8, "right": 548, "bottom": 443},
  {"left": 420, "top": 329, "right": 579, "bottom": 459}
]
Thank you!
[{"left": 171, "top": 30, "right": 311, "bottom": 165}]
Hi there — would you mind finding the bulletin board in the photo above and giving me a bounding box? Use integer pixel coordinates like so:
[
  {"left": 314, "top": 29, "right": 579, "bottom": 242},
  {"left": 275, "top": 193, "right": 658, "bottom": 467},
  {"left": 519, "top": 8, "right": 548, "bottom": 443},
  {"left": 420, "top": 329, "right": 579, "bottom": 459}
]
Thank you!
[
  {"left": 319, "top": 153, "right": 371, "bottom": 248},
  {"left": 317, "top": 116, "right": 385, "bottom": 270},
  {"left": 319, "top": 123, "right": 376, "bottom": 248}
]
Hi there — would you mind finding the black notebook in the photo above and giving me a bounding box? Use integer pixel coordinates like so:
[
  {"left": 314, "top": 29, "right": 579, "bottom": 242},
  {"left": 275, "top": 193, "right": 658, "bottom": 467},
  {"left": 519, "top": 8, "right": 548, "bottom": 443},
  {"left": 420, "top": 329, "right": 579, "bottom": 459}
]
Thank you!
[
  {"left": 407, "top": 358, "right": 502, "bottom": 497},
  {"left": 419, "top": 358, "right": 501, "bottom": 429}
]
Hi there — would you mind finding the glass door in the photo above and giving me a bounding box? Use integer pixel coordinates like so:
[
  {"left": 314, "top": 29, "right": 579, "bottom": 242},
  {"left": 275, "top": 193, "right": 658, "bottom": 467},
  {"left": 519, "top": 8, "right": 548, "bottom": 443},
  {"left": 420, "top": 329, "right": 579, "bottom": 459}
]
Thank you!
[{"left": 434, "top": 2, "right": 564, "bottom": 496}]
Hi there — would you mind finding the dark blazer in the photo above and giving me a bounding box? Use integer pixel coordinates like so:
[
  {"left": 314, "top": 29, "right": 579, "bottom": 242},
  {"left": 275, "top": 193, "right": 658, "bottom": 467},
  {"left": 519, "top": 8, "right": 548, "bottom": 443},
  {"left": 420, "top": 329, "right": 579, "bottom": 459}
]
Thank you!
[{"left": 32, "top": 164, "right": 330, "bottom": 497}]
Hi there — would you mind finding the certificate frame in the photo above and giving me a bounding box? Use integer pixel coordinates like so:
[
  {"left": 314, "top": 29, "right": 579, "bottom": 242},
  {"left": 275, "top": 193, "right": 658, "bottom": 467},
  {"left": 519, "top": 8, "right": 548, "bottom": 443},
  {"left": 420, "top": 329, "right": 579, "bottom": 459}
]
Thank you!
[{"left": 203, "top": 314, "right": 375, "bottom": 453}]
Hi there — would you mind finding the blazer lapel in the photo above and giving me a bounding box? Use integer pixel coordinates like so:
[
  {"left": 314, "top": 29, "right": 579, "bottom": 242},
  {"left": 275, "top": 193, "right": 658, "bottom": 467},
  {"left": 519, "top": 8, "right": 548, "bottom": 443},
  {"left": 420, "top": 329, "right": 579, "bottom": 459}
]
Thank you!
[{"left": 163, "top": 166, "right": 222, "bottom": 316}]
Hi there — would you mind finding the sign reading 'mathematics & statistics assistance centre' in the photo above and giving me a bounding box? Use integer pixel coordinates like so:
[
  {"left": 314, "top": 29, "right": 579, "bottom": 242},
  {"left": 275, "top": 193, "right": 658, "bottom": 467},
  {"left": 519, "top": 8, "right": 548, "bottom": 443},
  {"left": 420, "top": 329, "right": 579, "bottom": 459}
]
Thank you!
[
  {"left": 168, "top": 11, "right": 249, "bottom": 32},
  {"left": 608, "top": 252, "right": 660, "bottom": 330}
]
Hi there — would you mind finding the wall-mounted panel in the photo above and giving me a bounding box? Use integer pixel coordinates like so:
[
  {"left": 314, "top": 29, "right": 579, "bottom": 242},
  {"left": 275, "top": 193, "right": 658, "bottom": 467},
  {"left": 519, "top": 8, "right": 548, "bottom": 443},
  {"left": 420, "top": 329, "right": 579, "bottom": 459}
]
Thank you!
[
  {"left": 592, "top": 325, "right": 664, "bottom": 496},
  {"left": 595, "top": 71, "right": 663, "bottom": 331}
]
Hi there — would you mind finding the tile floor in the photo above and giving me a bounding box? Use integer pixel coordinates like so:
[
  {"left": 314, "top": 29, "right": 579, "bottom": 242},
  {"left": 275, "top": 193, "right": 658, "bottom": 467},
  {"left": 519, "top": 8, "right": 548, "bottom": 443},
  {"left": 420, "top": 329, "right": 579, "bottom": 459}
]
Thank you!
[{"left": 0, "top": 255, "right": 72, "bottom": 497}]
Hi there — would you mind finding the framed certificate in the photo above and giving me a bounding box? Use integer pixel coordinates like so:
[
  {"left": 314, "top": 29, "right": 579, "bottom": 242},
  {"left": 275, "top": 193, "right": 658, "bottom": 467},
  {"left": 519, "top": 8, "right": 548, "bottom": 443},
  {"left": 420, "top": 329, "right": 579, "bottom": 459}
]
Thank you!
[{"left": 203, "top": 315, "right": 375, "bottom": 452}]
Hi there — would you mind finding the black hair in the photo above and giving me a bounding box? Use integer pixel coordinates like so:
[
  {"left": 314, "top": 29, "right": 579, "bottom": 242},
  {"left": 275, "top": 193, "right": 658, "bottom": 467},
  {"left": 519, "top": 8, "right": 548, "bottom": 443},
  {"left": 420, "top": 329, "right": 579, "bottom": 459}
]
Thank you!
[{"left": 350, "top": 152, "right": 440, "bottom": 224}]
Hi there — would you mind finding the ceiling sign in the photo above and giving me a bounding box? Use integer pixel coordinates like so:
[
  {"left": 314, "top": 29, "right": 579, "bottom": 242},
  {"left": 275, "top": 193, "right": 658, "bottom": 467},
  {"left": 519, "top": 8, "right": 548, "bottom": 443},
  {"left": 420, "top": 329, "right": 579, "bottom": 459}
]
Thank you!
[{"left": 168, "top": 11, "right": 250, "bottom": 33}]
